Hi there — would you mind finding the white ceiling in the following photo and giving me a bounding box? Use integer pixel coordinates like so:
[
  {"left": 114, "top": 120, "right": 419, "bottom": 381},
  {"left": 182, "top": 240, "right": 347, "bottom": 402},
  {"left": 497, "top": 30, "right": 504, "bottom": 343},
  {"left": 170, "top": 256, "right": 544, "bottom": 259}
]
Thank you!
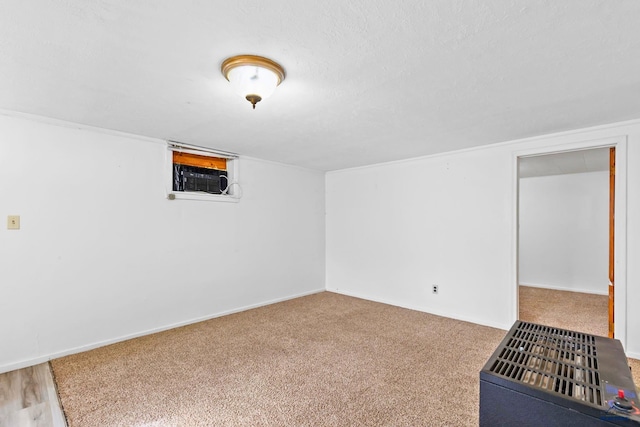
[
  {"left": 1, "top": 1, "right": 639, "bottom": 171},
  {"left": 519, "top": 147, "right": 610, "bottom": 178}
]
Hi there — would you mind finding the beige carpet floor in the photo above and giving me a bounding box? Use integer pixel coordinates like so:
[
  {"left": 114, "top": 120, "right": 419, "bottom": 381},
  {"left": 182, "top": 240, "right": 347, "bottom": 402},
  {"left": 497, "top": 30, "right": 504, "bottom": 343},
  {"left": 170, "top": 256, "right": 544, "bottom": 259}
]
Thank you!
[
  {"left": 51, "top": 291, "right": 640, "bottom": 426},
  {"left": 52, "top": 292, "right": 507, "bottom": 426},
  {"left": 518, "top": 285, "right": 609, "bottom": 337}
]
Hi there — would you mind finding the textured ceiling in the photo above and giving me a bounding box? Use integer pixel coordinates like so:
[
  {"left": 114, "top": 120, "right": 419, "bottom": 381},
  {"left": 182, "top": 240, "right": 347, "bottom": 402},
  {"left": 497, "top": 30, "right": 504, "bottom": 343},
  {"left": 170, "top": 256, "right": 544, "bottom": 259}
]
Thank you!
[{"left": 1, "top": 1, "right": 639, "bottom": 171}]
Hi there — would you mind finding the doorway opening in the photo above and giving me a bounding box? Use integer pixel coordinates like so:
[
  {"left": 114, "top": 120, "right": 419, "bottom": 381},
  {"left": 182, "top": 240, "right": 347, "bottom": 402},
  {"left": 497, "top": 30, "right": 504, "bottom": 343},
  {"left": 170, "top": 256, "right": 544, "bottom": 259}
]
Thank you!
[{"left": 514, "top": 138, "right": 626, "bottom": 346}]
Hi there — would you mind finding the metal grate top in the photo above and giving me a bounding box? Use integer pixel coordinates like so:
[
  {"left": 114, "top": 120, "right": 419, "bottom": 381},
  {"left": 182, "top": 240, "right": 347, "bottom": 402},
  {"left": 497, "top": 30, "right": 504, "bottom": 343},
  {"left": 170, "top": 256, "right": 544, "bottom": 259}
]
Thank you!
[{"left": 488, "top": 321, "right": 603, "bottom": 406}]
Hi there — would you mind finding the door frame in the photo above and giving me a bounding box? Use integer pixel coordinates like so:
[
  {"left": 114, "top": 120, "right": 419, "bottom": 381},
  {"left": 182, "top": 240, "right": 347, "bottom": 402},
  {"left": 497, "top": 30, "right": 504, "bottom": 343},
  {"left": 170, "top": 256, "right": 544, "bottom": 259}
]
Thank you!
[{"left": 511, "top": 136, "right": 628, "bottom": 347}]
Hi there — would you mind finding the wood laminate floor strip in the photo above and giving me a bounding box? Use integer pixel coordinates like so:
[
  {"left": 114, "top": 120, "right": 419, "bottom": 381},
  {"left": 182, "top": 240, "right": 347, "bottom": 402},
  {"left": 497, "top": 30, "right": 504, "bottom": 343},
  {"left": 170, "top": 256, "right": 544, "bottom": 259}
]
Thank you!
[{"left": 0, "top": 363, "right": 67, "bottom": 427}]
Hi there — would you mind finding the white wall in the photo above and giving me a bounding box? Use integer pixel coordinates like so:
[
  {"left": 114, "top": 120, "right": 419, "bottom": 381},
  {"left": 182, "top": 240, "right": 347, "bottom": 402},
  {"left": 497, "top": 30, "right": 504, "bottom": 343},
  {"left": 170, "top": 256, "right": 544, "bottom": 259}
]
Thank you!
[
  {"left": 518, "top": 171, "right": 608, "bottom": 294},
  {"left": 0, "top": 113, "right": 325, "bottom": 372},
  {"left": 326, "top": 120, "right": 640, "bottom": 358},
  {"left": 326, "top": 148, "right": 514, "bottom": 329},
  {"left": 2, "top": 113, "right": 639, "bottom": 371}
]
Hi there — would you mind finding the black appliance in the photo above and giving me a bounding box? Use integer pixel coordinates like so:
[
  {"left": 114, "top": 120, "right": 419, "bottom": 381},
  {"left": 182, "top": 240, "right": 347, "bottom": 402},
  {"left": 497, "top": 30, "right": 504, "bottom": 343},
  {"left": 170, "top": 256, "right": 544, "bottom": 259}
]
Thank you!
[
  {"left": 480, "top": 321, "right": 640, "bottom": 426},
  {"left": 173, "top": 164, "right": 227, "bottom": 194}
]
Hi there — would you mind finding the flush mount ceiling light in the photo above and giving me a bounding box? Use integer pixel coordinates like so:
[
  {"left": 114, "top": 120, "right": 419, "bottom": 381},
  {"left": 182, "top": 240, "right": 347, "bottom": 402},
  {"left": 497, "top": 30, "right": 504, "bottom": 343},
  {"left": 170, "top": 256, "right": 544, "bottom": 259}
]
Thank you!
[{"left": 221, "top": 55, "right": 286, "bottom": 109}]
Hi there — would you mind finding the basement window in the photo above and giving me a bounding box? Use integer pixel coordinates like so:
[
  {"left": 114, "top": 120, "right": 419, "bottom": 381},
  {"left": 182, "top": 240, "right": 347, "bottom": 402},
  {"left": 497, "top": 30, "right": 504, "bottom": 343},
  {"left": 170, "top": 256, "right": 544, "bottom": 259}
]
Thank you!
[{"left": 166, "top": 141, "right": 240, "bottom": 202}]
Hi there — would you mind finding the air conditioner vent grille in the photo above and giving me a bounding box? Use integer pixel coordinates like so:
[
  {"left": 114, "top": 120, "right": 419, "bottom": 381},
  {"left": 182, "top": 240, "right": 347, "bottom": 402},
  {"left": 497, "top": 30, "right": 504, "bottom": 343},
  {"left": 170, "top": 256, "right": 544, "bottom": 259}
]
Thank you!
[{"left": 487, "top": 321, "right": 603, "bottom": 406}]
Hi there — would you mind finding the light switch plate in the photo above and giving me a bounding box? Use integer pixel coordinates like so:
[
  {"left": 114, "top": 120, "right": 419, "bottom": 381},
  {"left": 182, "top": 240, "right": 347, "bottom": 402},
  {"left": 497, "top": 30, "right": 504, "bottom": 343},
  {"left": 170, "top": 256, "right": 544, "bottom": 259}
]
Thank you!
[{"left": 7, "top": 215, "right": 20, "bottom": 230}]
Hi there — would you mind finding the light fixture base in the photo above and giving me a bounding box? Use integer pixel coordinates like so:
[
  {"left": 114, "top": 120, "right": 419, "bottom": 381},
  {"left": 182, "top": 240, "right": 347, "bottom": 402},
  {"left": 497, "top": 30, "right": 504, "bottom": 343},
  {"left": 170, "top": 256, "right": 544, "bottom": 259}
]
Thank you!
[
  {"left": 221, "top": 55, "right": 286, "bottom": 84},
  {"left": 246, "top": 94, "right": 262, "bottom": 109}
]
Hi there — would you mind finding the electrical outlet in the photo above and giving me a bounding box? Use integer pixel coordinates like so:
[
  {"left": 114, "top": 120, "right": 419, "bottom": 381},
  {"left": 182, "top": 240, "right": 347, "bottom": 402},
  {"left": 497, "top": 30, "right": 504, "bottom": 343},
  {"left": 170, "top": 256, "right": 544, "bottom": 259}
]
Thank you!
[
  {"left": 432, "top": 285, "right": 438, "bottom": 294},
  {"left": 7, "top": 215, "right": 20, "bottom": 230}
]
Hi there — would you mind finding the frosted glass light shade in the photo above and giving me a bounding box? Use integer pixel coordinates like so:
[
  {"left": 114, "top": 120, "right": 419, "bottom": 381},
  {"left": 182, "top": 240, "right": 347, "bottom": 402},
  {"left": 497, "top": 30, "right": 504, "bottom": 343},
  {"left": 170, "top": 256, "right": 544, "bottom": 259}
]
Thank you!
[
  {"left": 227, "top": 65, "right": 279, "bottom": 100},
  {"left": 221, "top": 55, "right": 286, "bottom": 109}
]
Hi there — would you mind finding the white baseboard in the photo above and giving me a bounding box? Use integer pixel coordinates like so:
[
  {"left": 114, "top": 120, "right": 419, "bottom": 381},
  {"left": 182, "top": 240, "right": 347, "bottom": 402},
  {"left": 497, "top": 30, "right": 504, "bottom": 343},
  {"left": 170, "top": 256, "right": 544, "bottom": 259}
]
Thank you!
[
  {"left": 627, "top": 351, "right": 640, "bottom": 360},
  {"left": 519, "top": 282, "right": 608, "bottom": 296},
  {"left": 327, "top": 288, "right": 512, "bottom": 331},
  {"left": 0, "top": 288, "right": 325, "bottom": 374}
]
